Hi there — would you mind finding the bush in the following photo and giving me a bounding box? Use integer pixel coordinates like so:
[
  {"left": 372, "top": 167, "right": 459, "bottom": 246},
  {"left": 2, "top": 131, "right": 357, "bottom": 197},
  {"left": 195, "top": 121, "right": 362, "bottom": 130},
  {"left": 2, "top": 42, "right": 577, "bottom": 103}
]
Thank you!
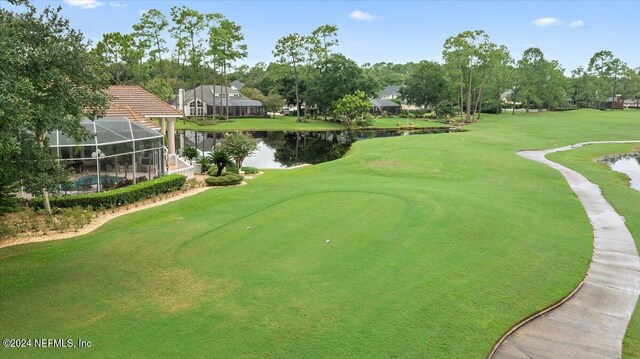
[
  {"left": 195, "top": 155, "right": 211, "bottom": 174},
  {"left": 225, "top": 164, "right": 240, "bottom": 174},
  {"left": 31, "top": 174, "right": 186, "bottom": 210},
  {"left": 241, "top": 166, "right": 259, "bottom": 174},
  {"left": 205, "top": 173, "right": 244, "bottom": 187},
  {"left": 436, "top": 100, "right": 456, "bottom": 118},
  {"left": 181, "top": 146, "right": 199, "bottom": 163},
  {"left": 0, "top": 221, "right": 17, "bottom": 239}
]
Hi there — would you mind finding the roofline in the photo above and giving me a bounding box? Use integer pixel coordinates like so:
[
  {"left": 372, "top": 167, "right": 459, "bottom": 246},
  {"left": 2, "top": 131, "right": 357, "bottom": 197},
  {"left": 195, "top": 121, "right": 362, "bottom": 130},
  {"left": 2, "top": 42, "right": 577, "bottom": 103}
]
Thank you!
[{"left": 108, "top": 85, "right": 183, "bottom": 117}]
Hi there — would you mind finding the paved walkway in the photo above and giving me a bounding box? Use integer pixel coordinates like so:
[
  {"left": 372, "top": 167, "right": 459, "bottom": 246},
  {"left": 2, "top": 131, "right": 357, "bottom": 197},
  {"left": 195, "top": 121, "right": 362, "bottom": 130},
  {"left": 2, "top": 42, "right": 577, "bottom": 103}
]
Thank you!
[{"left": 493, "top": 141, "right": 640, "bottom": 359}]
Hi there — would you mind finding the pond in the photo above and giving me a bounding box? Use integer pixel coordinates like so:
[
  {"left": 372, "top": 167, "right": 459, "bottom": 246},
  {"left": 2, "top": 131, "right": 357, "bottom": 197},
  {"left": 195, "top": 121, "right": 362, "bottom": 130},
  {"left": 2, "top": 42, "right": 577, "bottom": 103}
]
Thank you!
[
  {"left": 604, "top": 153, "right": 640, "bottom": 191},
  {"left": 175, "top": 128, "right": 457, "bottom": 169}
]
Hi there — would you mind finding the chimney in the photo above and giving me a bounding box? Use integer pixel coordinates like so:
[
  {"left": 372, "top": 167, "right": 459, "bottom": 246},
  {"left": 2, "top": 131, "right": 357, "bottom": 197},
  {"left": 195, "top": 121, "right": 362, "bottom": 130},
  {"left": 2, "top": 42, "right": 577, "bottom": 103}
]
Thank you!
[{"left": 178, "top": 88, "right": 185, "bottom": 115}]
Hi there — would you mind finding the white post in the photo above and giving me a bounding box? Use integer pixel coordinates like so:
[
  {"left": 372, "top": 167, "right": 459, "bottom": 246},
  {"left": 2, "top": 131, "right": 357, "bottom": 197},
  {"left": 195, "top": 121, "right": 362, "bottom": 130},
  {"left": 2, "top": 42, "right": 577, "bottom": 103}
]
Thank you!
[
  {"left": 168, "top": 118, "right": 176, "bottom": 165},
  {"left": 160, "top": 118, "right": 166, "bottom": 135}
]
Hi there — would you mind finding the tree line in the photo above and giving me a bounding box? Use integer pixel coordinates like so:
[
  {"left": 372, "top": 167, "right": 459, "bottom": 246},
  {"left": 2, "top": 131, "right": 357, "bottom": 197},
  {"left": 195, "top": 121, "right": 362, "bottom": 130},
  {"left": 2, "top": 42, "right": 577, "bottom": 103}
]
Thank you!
[{"left": 91, "top": 7, "right": 639, "bottom": 124}]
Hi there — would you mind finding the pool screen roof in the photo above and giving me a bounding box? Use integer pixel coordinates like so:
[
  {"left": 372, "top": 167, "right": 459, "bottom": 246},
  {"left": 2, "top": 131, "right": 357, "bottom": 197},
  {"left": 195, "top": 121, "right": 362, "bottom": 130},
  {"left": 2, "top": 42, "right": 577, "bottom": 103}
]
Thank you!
[{"left": 48, "top": 117, "right": 163, "bottom": 147}]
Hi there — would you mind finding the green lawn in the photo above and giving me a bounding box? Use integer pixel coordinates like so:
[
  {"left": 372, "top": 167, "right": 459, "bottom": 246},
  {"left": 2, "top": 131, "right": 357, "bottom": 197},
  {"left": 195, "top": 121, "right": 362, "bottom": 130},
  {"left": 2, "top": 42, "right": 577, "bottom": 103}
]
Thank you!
[
  {"left": 548, "top": 142, "right": 640, "bottom": 358},
  {"left": 159, "top": 116, "right": 450, "bottom": 132},
  {"left": 1, "top": 109, "right": 639, "bottom": 358},
  {"left": 366, "top": 117, "right": 451, "bottom": 130}
]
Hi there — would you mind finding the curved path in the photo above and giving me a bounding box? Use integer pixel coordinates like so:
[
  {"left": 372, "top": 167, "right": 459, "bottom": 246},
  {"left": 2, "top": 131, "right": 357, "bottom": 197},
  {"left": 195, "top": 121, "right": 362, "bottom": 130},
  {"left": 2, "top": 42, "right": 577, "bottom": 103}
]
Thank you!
[{"left": 492, "top": 141, "right": 640, "bottom": 359}]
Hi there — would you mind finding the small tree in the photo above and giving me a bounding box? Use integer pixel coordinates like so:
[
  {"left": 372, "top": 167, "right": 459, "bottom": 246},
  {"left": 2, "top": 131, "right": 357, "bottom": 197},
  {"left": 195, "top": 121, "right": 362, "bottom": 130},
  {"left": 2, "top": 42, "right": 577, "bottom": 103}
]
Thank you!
[
  {"left": 0, "top": 179, "right": 18, "bottom": 216},
  {"left": 181, "top": 146, "right": 198, "bottom": 164},
  {"left": 263, "top": 91, "right": 284, "bottom": 118},
  {"left": 220, "top": 132, "right": 257, "bottom": 170},
  {"left": 333, "top": 91, "right": 371, "bottom": 126},
  {"left": 208, "top": 150, "right": 232, "bottom": 176}
]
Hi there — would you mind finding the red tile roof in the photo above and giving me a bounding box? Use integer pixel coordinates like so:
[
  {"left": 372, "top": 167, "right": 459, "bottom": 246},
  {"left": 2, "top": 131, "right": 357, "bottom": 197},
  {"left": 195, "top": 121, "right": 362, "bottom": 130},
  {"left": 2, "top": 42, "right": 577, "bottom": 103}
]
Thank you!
[
  {"left": 107, "top": 85, "right": 183, "bottom": 118},
  {"left": 104, "top": 103, "right": 161, "bottom": 130}
]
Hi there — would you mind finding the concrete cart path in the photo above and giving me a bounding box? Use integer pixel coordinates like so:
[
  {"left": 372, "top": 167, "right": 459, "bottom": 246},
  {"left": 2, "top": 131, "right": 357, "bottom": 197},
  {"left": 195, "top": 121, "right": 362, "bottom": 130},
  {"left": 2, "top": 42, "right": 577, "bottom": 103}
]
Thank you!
[{"left": 492, "top": 141, "right": 640, "bottom": 359}]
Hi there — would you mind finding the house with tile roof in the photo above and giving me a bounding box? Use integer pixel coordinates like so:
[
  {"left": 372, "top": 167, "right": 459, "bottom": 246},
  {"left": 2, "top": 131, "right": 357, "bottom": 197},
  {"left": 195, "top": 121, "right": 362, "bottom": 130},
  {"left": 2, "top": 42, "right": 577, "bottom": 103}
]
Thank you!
[{"left": 106, "top": 85, "right": 184, "bottom": 167}]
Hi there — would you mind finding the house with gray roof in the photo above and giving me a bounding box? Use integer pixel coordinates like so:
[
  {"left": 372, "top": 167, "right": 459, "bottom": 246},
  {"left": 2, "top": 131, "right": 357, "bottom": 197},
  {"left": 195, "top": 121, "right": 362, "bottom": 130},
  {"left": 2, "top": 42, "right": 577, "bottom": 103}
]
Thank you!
[
  {"left": 230, "top": 80, "right": 245, "bottom": 90},
  {"left": 376, "top": 84, "right": 422, "bottom": 111},
  {"left": 177, "top": 85, "right": 265, "bottom": 117},
  {"left": 370, "top": 98, "right": 400, "bottom": 115},
  {"left": 377, "top": 85, "right": 402, "bottom": 100}
]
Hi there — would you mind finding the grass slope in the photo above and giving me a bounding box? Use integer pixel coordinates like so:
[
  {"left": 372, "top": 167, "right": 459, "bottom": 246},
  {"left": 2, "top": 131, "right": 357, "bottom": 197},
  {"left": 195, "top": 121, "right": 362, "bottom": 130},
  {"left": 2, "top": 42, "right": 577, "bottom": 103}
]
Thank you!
[
  {"left": 548, "top": 142, "right": 640, "bottom": 358},
  {"left": 159, "top": 116, "right": 450, "bottom": 132},
  {"left": 1, "top": 109, "right": 639, "bottom": 358}
]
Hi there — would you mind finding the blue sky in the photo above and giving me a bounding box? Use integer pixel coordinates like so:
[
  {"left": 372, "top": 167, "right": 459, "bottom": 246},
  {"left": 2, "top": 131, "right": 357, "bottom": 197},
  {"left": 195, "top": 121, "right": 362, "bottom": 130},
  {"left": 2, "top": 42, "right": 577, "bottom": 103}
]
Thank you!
[{"left": 11, "top": 0, "right": 640, "bottom": 73}]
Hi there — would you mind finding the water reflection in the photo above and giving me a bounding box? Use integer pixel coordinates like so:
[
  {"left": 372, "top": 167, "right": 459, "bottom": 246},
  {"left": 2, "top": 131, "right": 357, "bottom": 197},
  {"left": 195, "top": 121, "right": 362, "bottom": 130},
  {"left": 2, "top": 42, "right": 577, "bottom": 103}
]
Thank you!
[
  {"left": 175, "top": 128, "right": 454, "bottom": 169},
  {"left": 605, "top": 153, "right": 640, "bottom": 191}
]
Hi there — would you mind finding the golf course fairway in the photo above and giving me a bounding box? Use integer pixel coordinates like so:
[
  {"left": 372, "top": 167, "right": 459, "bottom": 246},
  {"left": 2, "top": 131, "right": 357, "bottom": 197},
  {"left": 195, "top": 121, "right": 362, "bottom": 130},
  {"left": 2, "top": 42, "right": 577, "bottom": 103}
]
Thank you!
[{"left": 1, "top": 109, "right": 639, "bottom": 358}]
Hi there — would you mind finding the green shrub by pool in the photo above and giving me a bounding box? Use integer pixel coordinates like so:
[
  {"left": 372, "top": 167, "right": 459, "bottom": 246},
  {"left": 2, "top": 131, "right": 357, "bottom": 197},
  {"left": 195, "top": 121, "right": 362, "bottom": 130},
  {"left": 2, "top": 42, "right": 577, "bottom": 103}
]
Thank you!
[{"left": 31, "top": 174, "right": 186, "bottom": 210}]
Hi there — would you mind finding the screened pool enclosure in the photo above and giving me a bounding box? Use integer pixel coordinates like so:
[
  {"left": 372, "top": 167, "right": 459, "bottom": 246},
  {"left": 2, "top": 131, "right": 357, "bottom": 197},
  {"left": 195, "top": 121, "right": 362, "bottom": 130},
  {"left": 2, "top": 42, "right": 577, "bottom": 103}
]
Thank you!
[{"left": 47, "top": 117, "right": 164, "bottom": 193}]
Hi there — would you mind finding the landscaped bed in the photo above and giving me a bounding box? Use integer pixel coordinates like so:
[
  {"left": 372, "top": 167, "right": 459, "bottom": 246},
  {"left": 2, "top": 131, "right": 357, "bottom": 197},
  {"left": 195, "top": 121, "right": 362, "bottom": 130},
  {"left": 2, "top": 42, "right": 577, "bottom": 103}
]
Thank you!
[{"left": 1, "top": 109, "right": 639, "bottom": 357}]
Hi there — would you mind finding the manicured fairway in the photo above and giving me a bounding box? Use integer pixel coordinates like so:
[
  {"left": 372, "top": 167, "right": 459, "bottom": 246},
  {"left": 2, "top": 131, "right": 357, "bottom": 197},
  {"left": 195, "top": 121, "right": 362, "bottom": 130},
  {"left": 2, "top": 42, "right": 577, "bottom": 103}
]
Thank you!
[
  {"left": 1, "top": 109, "right": 639, "bottom": 358},
  {"left": 159, "top": 116, "right": 450, "bottom": 132},
  {"left": 548, "top": 142, "right": 640, "bottom": 358},
  {"left": 365, "top": 117, "right": 450, "bottom": 130}
]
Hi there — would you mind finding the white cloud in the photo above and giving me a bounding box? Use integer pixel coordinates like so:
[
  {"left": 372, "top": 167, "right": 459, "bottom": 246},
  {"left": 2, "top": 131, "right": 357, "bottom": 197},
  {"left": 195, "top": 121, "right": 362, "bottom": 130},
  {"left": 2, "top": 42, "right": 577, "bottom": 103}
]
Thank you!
[
  {"left": 532, "top": 17, "right": 561, "bottom": 27},
  {"left": 349, "top": 10, "right": 379, "bottom": 22},
  {"left": 63, "top": 0, "right": 103, "bottom": 9},
  {"left": 569, "top": 20, "right": 586, "bottom": 28},
  {"left": 109, "top": 2, "right": 127, "bottom": 8}
]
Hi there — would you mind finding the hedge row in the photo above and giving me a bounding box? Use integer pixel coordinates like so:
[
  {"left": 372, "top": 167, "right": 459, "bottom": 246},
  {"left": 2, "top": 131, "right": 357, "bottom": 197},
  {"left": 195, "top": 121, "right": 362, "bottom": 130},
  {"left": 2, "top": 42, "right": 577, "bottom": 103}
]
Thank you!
[
  {"left": 205, "top": 173, "right": 244, "bottom": 187},
  {"left": 241, "top": 166, "right": 259, "bottom": 174},
  {"left": 32, "top": 174, "right": 186, "bottom": 210}
]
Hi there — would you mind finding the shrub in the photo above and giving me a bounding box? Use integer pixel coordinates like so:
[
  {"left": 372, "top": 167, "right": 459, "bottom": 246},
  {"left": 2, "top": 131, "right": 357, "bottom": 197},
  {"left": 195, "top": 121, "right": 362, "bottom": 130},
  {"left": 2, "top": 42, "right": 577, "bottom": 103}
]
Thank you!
[
  {"left": 207, "top": 150, "right": 232, "bottom": 176},
  {"left": 225, "top": 164, "right": 240, "bottom": 174},
  {"left": 241, "top": 166, "right": 259, "bottom": 174},
  {"left": 181, "top": 146, "right": 199, "bottom": 163},
  {"left": 436, "top": 100, "right": 456, "bottom": 118},
  {"left": 195, "top": 155, "right": 211, "bottom": 174},
  {"left": 205, "top": 173, "right": 244, "bottom": 187},
  {"left": 0, "top": 221, "right": 17, "bottom": 240},
  {"left": 31, "top": 174, "right": 186, "bottom": 210}
]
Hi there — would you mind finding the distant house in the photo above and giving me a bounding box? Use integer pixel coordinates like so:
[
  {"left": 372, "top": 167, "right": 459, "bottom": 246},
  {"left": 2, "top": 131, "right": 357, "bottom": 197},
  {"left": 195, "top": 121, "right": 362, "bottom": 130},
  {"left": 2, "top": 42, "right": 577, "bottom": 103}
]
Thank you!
[
  {"left": 377, "top": 85, "right": 401, "bottom": 100},
  {"left": 623, "top": 98, "right": 640, "bottom": 109},
  {"left": 500, "top": 89, "right": 522, "bottom": 105},
  {"left": 602, "top": 94, "right": 624, "bottom": 110},
  {"left": 175, "top": 85, "right": 265, "bottom": 117},
  {"left": 370, "top": 98, "right": 400, "bottom": 115},
  {"left": 230, "top": 80, "right": 245, "bottom": 90},
  {"left": 377, "top": 84, "right": 420, "bottom": 110}
]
